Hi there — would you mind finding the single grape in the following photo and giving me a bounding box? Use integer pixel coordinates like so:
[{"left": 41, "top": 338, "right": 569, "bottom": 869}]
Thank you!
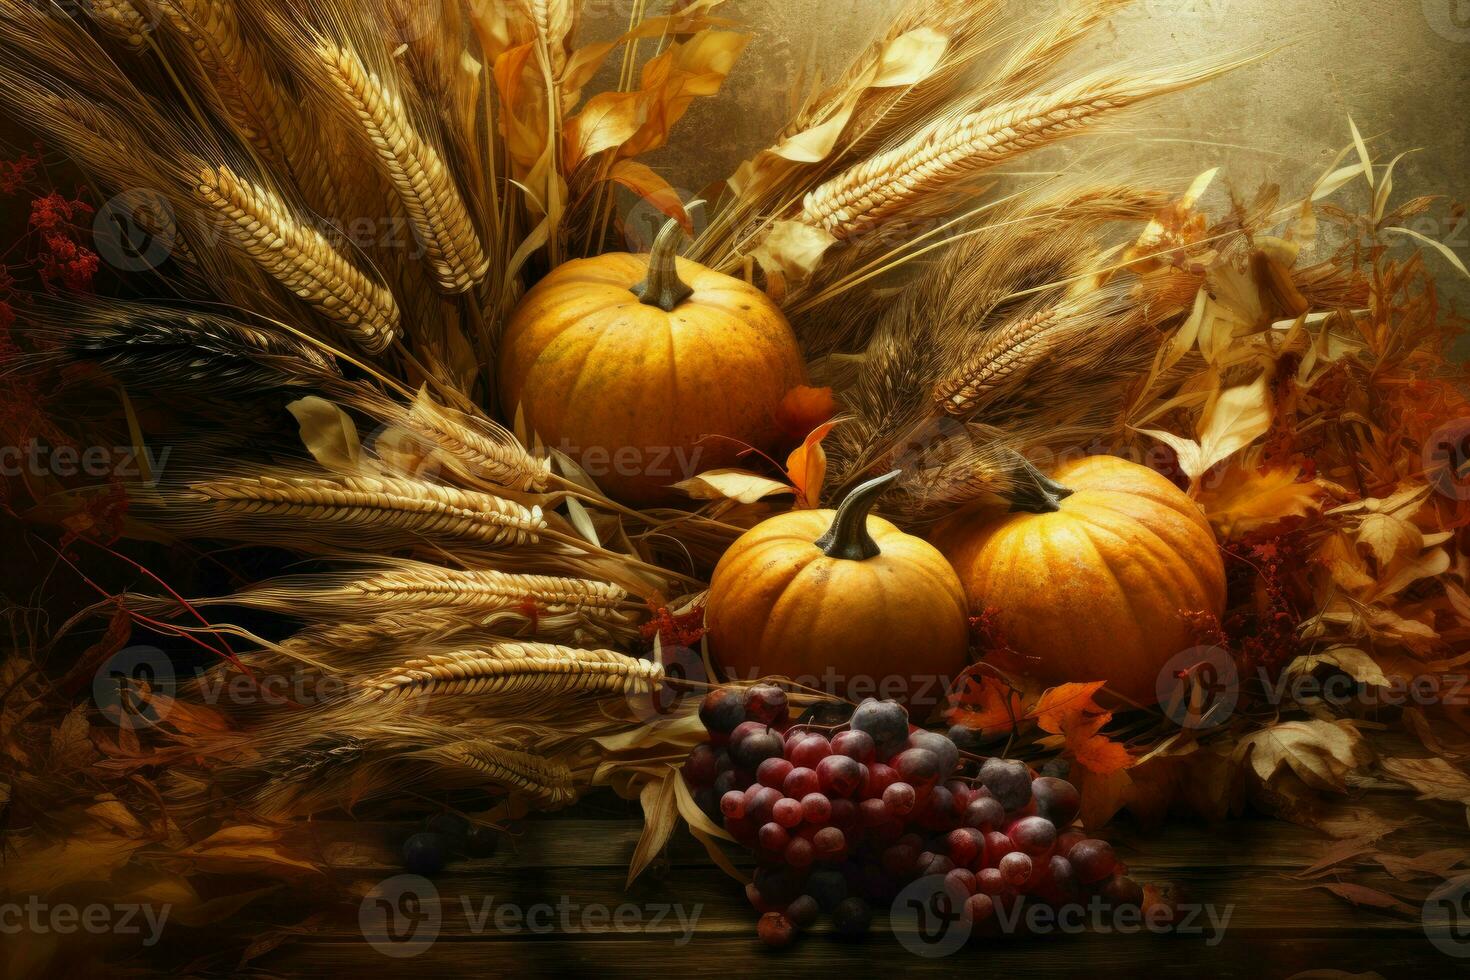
[
  {"left": 984, "top": 830, "right": 1016, "bottom": 862},
  {"left": 831, "top": 897, "right": 873, "bottom": 940},
  {"left": 963, "top": 796, "right": 1006, "bottom": 832},
  {"left": 962, "top": 892, "right": 995, "bottom": 924},
  {"left": 946, "top": 779, "right": 973, "bottom": 809},
  {"left": 801, "top": 869, "right": 845, "bottom": 911},
  {"left": 784, "top": 836, "right": 815, "bottom": 869},
  {"left": 947, "top": 724, "right": 989, "bottom": 756},
  {"left": 783, "top": 766, "right": 820, "bottom": 798},
  {"left": 757, "top": 757, "right": 794, "bottom": 790},
  {"left": 816, "top": 754, "right": 864, "bottom": 797},
  {"left": 682, "top": 743, "right": 718, "bottom": 785},
  {"left": 401, "top": 832, "right": 446, "bottom": 876},
  {"left": 730, "top": 720, "right": 766, "bottom": 747},
  {"left": 892, "top": 747, "right": 942, "bottom": 790},
  {"left": 813, "top": 826, "right": 847, "bottom": 859},
  {"left": 858, "top": 797, "right": 887, "bottom": 828},
  {"left": 829, "top": 797, "right": 858, "bottom": 830},
  {"left": 720, "top": 790, "right": 747, "bottom": 819},
  {"left": 773, "top": 797, "right": 803, "bottom": 829},
  {"left": 918, "top": 852, "right": 955, "bottom": 876},
  {"left": 1047, "top": 854, "right": 1079, "bottom": 900},
  {"left": 759, "top": 822, "right": 791, "bottom": 852},
  {"left": 945, "top": 867, "right": 978, "bottom": 899},
  {"left": 999, "top": 851, "right": 1033, "bottom": 886},
  {"left": 745, "top": 785, "right": 783, "bottom": 825},
  {"left": 745, "top": 684, "right": 790, "bottom": 726},
  {"left": 699, "top": 688, "right": 746, "bottom": 736},
  {"left": 978, "top": 757, "right": 1032, "bottom": 811},
  {"left": 754, "top": 865, "right": 804, "bottom": 906},
  {"left": 976, "top": 867, "right": 1007, "bottom": 896},
  {"left": 882, "top": 781, "right": 917, "bottom": 817},
  {"left": 1032, "top": 776, "right": 1081, "bottom": 827},
  {"left": 801, "top": 792, "right": 833, "bottom": 825},
  {"left": 946, "top": 827, "right": 984, "bottom": 867},
  {"left": 862, "top": 762, "right": 900, "bottom": 799},
  {"left": 1069, "top": 838, "right": 1117, "bottom": 883},
  {"left": 831, "top": 729, "right": 876, "bottom": 763},
  {"left": 757, "top": 911, "right": 797, "bottom": 948},
  {"left": 906, "top": 730, "right": 959, "bottom": 777},
  {"left": 733, "top": 728, "right": 784, "bottom": 770},
  {"left": 788, "top": 733, "right": 832, "bottom": 768},
  {"left": 881, "top": 842, "right": 919, "bottom": 877},
  {"left": 849, "top": 699, "right": 910, "bottom": 758},
  {"left": 1008, "top": 815, "right": 1057, "bottom": 856},
  {"left": 785, "top": 894, "right": 820, "bottom": 928},
  {"left": 1100, "top": 873, "right": 1144, "bottom": 909}
]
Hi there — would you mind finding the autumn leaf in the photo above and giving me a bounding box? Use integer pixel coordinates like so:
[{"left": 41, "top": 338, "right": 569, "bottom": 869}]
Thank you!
[
  {"left": 1378, "top": 755, "right": 1470, "bottom": 804},
  {"left": 1309, "top": 881, "right": 1416, "bottom": 917},
  {"left": 604, "top": 160, "right": 691, "bottom": 231},
  {"left": 287, "top": 396, "right": 362, "bottom": 474},
  {"left": 173, "top": 824, "right": 322, "bottom": 878},
  {"left": 563, "top": 89, "right": 646, "bottom": 169},
  {"left": 1235, "top": 719, "right": 1372, "bottom": 792},
  {"left": 786, "top": 421, "right": 836, "bottom": 509},
  {"left": 1029, "top": 682, "right": 1132, "bottom": 775},
  {"left": 1142, "top": 372, "right": 1273, "bottom": 486},
  {"left": 673, "top": 468, "right": 793, "bottom": 504},
  {"left": 946, "top": 663, "right": 1026, "bottom": 734},
  {"left": 1197, "top": 462, "right": 1323, "bottom": 538},
  {"left": 774, "top": 385, "right": 837, "bottom": 441}
]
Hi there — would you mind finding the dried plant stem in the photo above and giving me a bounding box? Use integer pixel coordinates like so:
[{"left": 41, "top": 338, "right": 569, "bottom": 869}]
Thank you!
[
  {"left": 361, "top": 643, "right": 662, "bottom": 703},
  {"left": 317, "top": 42, "right": 490, "bottom": 293},
  {"left": 801, "top": 67, "right": 1228, "bottom": 239},
  {"left": 195, "top": 165, "right": 400, "bottom": 352},
  {"left": 186, "top": 474, "right": 546, "bottom": 547}
]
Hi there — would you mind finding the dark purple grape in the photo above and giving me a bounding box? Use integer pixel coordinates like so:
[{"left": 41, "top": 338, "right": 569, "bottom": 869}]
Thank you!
[
  {"left": 892, "top": 747, "right": 942, "bottom": 790},
  {"left": 1032, "top": 775, "right": 1081, "bottom": 827},
  {"left": 729, "top": 720, "right": 766, "bottom": 747},
  {"left": 1100, "top": 873, "right": 1144, "bottom": 909},
  {"left": 733, "top": 728, "right": 784, "bottom": 770},
  {"left": 785, "top": 894, "right": 820, "bottom": 928},
  {"left": 816, "top": 754, "right": 864, "bottom": 797},
  {"left": 906, "top": 730, "right": 959, "bottom": 776},
  {"left": 806, "top": 869, "right": 849, "bottom": 910},
  {"left": 831, "top": 729, "right": 876, "bottom": 763},
  {"left": 745, "top": 684, "right": 790, "bottom": 726},
  {"left": 745, "top": 785, "right": 783, "bottom": 825},
  {"left": 850, "top": 698, "right": 910, "bottom": 758},
  {"left": 401, "top": 832, "right": 446, "bottom": 876},
  {"left": 1069, "top": 838, "right": 1117, "bottom": 883},
  {"left": 700, "top": 688, "right": 746, "bottom": 735},
  {"left": 1047, "top": 855, "right": 1079, "bottom": 900},
  {"left": 921, "top": 785, "right": 957, "bottom": 826},
  {"left": 754, "top": 865, "right": 804, "bottom": 905},
  {"left": 831, "top": 897, "right": 872, "bottom": 940},
  {"left": 1008, "top": 815, "right": 1057, "bottom": 856},
  {"left": 963, "top": 796, "right": 1006, "bottom": 832},
  {"left": 757, "top": 911, "right": 797, "bottom": 947},
  {"left": 881, "top": 842, "right": 919, "bottom": 877},
  {"left": 978, "top": 757, "right": 1032, "bottom": 811},
  {"left": 683, "top": 743, "right": 719, "bottom": 785}
]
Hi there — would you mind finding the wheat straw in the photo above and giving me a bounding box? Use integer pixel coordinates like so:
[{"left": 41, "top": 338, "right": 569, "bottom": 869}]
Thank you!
[
  {"left": 934, "top": 305, "right": 1067, "bottom": 416},
  {"left": 316, "top": 42, "right": 489, "bottom": 293},
  {"left": 426, "top": 739, "right": 578, "bottom": 806},
  {"left": 361, "top": 643, "right": 662, "bottom": 703},
  {"left": 88, "top": 0, "right": 149, "bottom": 49},
  {"left": 403, "top": 397, "right": 552, "bottom": 491},
  {"left": 196, "top": 164, "right": 400, "bottom": 352}
]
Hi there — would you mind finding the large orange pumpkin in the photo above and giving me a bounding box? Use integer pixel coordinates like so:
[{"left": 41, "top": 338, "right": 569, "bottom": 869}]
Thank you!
[
  {"left": 498, "top": 220, "right": 807, "bottom": 506},
  {"left": 706, "top": 471, "right": 970, "bottom": 702},
  {"left": 931, "top": 455, "right": 1226, "bottom": 704}
]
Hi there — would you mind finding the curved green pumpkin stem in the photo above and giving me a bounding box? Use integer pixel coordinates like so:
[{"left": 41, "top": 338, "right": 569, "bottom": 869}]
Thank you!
[
  {"left": 630, "top": 219, "right": 694, "bottom": 312},
  {"left": 815, "top": 470, "right": 901, "bottom": 560},
  {"left": 998, "top": 446, "right": 1074, "bottom": 514}
]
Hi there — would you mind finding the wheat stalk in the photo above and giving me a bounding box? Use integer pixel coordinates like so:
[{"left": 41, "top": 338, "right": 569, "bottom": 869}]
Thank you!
[
  {"left": 361, "top": 643, "right": 662, "bottom": 704},
  {"left": 422, "top": 739, "right": 578, "bottom": 807},
  {"left": 346, "top": 564, "right": 627, "bottom": 614},
  {"left": 87, "top": 0, "right": 149, "bottom": 49},
  {"left": 403, "top": 396, "right": 552, "bottom": 491},
  {"left": 934, "top": 305, "right": 1069, "bottom": 416},
  {"left": 185, "top": 474, "right": 545, "bottom": 547},
  {"left": 195, "top": 164, "right": 400, "bottom": 352},
  {"left": 517, "top": 0, "right": 576, "bottom": 79},
  {"left": 316, "top": 42, "right": 489, "bottom": 294},
  {"left": 801, "top": 67, "right": 1225, "bottom": 239}
]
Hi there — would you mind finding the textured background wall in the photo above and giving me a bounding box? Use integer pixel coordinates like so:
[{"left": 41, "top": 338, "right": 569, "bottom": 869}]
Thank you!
[{"left": 628, "top": 0, "right": 1470, "bottom": 329}]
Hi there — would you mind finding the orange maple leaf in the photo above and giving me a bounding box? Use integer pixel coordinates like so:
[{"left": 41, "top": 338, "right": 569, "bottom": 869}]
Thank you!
[
  {"left": 785, "top": 420, "right": 835, "bottom": 509},
  {"left": 946, "top": 662, "right": 1027, "bottom": 734},
  {"left": 1029, "top": 682, "right": 1133, "bottom": 775}
]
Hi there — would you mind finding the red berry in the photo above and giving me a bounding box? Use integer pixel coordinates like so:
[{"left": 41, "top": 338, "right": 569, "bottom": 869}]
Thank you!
[
  {"left": 720, "top": 790, "right": 746, "bottom": 819},
  {"left": 882, "top": 782, "right": 917, "bottom": 816},
  {"left": 1069, "top": 838, "right": 1117, "bottom": 883},
  {"left": 945, "top": 827, "right": 984, "bottom": 867},
  {"left": 892, "top": 747, "right": 941, "bottom": 790},
  {"left": 813, "top": 826, "right": 846, "bottom": 859},
  {"left": 745, "top": 685, "right": 789, "bottom": 726},
  {"left": 801, "top": 793, "right": 832, "bottom": 824},
  {"left": 788, "top": 733, "right": 832, "bottom": 768},
  {"left": 817, "top": 754, "right": 864, "bottom": 797},
  {"left": 1008, "top": 815, "right": 1057, "bottom": 856},
  {"left": 976, "top": 867, "right": 1007, "bottom": 895},
  {"left": 962, "top": 893, "right": 995, "bottom": 923},
  {"left": 999, "top": 851, "right": 1033, "bottom": 886},
  {"left": 757, "top": 911, "right": 797, "bottom": 948},
  {"left": 945, "top": 867, "right": 977, "bottom": 899},
  {"left": 863, "top": 762, "right": 900, "bottom": 798},
  {"left": 829, "top": 797, "right": 858, "bottom": 830},
  {"left": 783, "top": 766, "right": 820, "bottom": 798},
  {"left": 831, "top": 729, "right": 876, "bottom": 763},
  {"left": 985, "top": 830, "right": 1016, "bottom": 862},
  {"left": 784, "top": 836, "right": 815, "bottom": 868},
  {"left": 772, "top": 797, "right": 803, "bottom": 828}
]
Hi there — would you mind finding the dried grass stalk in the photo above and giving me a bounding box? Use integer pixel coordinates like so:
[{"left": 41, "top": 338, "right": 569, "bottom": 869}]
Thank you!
[
  {"left": 185, "top": 474, "right": 545, "bottom": 547},
  {"left": 517, "top": 0, "right": 577, "bottom": 79},
  {"left": 802, "top": 67, "right": 1225, "bottom": 239},
  {"left": 316, "top": 42, "right": 489, "bottom": 293},
  {"left": 360, "top": 643, "right": 662, "bottom": 704},
  {"left": 423, "top": 739, "right": 578, "bottom": 807},
  {"left": 87, "top": 0, "right": 149, "bottom": 49},
  {"left": 195, "top": 164, "right": 400, "bottom": 352}
]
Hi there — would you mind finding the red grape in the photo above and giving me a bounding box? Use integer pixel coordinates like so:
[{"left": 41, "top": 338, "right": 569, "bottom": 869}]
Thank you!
[
  {"left": 892, "top": 747, "right": 941, "bottom": 790},
  {"left": 758, "top": 821, "right": 791, "bottom": 851},
  {"left": 976, "top": 867, "right": 1007, "bottom": 895},
  {"left": 813, "top": 826, "right": 846, "bottom": 859},
  {"left": 945, "top": 827, "right": 983, "bottom": 867},
  {"left": 772, "top": 797, "right": 803, "bottom": 828},
  {"left": 783, "top": 766, "right": 820, "bottom": 798},
  {"left": 757, "top": 756, "right": 793, "bottom": 790},
  {"left": 906, "top": 730, "right": 959, "bottom": 776},
  {"left": 1069, "top": 838, "right": 1117, "bottom": 883},
  {"left": 788, "top": 733, "right": 832, "bottom": 768},
  {"left": 745, "top": 785, "right": 782, "bottom": 825},
  {"left": 757, "top": 911, "right": 796, "bottom": 948},
  {"left": 1008, "top": 815, "right": 1057, "bottom": 856},
  {"left": 918, "top": 852, "right": 955, "bottom": 876},
  {"left": 683, "top": 743, "right": 718, "bottom": 785},
  {"left": 945, "top": 867, "right": 977, "bottom": 899},
  {"left": 946, "top": 779, "right": 973, "bottom": 808},
  {"left": 882, "top": 781, "right": 917, "bottom": 816},
  {"left": 881, "top": 843, "right": 918, "bottom": 877},
  {"left": 829, "top": 797, "right": 858, "bottom": 830},
  {"left": 999, "top": 851, "right": 1032, "bottom": 886},
  {"left": 985, "top": 830, "right": 1016, "bottom": 862},
  {"left": 746, "top": 881, "right": 776, "bottom": 913},
  {"left": 801, "top": 792, "right": 832, "bottom": 824},
  {"left": 733, "top": 729, "right": 784, "bottom": 770},
  {"left": 784, "top": 836, "right": 815, "bottom": 868},
  {"left": 963, "top": 796, "right": 1005, "bottom": 832},
  {"left": 1100, "top": 872, "right": 1144, "bottom": 909},
  {"left": 699, "top": 688, "right": 745, "bottom": 736},
  {"left": 962, "top": 892, "right": 995, "bottom": 923},
  {"left": 831, "top": 729, "right": 876, "bottom": 763},
  {"left": 858, "top": 797, "right": 887, "bottom": 827},
  {"left": 817, "top": 754, "right": 863, "bottom": 797},
  {"left": 730, "top": 720, "right": 766, "bottom": 746},
  {"left": 785, "top": 895, "right": 819, "bottom": 928},
  {"left": 831, "top": 897, "right": 872, "bottom": 939},
  {"left": 744, "top": 684, "right": 789, "bottom": 727},
  {"left": 1033, "top": 775, "right": 1081, "bottom": 827},
  {"left": 720, "top": 790, "right": 746, "bottom": 819},
  {"left": 863, "top": 762, "right": 900, "bottom": 798},
  {"left": 1057, "top": 829, "right": 1086, "bottom": 855}
]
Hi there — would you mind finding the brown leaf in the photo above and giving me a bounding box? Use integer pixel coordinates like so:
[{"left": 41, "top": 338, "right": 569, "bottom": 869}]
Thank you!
[
  {"left": 1309, "top": 881, "right": 1416, "bottom": 917},
  {"left": 605, "top": 160, "right": 691, "bottom": 231},
  {"left": 628, "top": 770, "right": 678, "bottom": 887},
  {"left": 1235, "top": 719, "right": 1372, "bottom": 792},
  {"left": 1379, "top": 755, "right": 1470, "bottom": 804}
]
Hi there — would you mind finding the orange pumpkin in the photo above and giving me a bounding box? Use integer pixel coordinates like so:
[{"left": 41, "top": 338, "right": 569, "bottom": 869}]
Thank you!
[
  {"left": 498, "top": 220, "right": 808, "bottom": 506},
  {"left": 706, "top": 471, "right": 970, "bottom": 701},
  {"left": 931, "top": 455, "right": 1226, "bottom": 704}
]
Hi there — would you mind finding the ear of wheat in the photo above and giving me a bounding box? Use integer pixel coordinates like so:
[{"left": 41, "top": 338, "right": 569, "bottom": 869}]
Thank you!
[
  {"left": 421, "top": 739, "right": 579, "bottom": 808},
  {"left": 196, "top": 164, "right": 401, "bottom": 352},
  {"left": 359, "top": 643, "right": 662, "bottom": 704}
]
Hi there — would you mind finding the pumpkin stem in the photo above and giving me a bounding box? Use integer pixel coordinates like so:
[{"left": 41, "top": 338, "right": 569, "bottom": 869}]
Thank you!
[
  {"left": 630, "top": 219, "right": 694, "bottom": 312},
  {"left": 999, "top": 448, "right": 1074, "bottom": 514},
  {"left": 816, "top": 470, "right": 901, "bottom": 560}
]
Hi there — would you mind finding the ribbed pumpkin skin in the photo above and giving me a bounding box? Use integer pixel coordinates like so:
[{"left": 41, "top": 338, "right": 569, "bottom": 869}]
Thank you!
[
  {"left": 931, "top": 456, "right": 1226, "bottom": 704},
  {"left": 706, "top": 510, "right": 970, "bottom": 698},
  {"left": 498, "top": 252, "right": 807, "bottom": 506}
]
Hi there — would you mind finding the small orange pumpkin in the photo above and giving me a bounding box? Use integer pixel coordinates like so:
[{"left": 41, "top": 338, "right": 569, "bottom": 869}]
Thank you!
[
  {"left": 498, "top": 220, "right": 808, "bottom": 506},
  {"left": 706, "top": 471, "right": 970, "bottom": 701},
  {"left": 931, "top": 455, "right": 1226, "bottom": 704}
]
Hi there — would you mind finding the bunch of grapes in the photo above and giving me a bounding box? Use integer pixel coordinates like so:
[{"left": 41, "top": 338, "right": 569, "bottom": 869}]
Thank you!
[{"left": 683, "top": 686, "right": 1145, "bottom": 948}]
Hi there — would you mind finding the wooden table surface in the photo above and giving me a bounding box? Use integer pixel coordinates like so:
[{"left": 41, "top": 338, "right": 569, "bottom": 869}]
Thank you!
[{"left": 219, "top": 789, "right": 1470, "bottom": 979}]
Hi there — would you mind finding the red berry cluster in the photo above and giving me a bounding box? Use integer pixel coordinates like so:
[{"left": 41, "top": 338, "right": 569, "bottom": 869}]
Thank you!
[{"left": 683, "top": 686, "right": 1145, "bottom": 947}]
